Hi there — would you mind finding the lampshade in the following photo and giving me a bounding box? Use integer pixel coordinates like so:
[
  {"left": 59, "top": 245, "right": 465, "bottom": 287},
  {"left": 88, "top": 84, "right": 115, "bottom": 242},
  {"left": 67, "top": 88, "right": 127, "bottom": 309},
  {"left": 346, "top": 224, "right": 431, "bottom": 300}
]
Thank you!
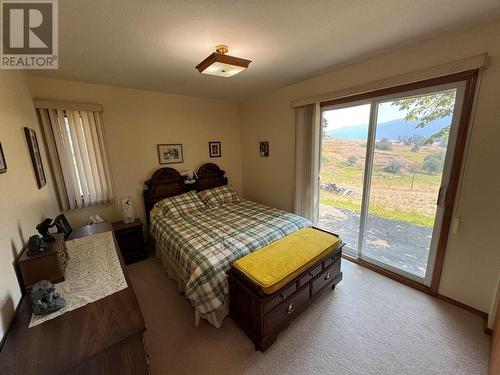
[{"left": 195, "top": 45, "right": 251, "bottom": 77}]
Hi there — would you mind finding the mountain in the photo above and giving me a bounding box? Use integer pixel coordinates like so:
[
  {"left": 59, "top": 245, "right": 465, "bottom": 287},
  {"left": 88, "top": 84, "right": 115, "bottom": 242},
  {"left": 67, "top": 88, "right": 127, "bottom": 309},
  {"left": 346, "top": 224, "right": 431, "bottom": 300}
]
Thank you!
[{"left": 326, "top": 116, "right": 452, "bottom": 141}]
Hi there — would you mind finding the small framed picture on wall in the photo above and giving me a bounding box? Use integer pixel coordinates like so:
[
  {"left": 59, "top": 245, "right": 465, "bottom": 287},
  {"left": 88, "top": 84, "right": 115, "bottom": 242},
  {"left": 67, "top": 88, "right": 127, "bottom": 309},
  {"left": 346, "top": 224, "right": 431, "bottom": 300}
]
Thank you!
[
  {"left": 158, "top": 144, "right": 183, "bottom": 164},
  {"left": 259, "top": 141, "right": 269, "bottom": 157},
  {"left": 24, "top": 127, "right": 46, "bottom": 188},
  {"left": 209, "top": 141, "right": 221, "bottom": 158},
  {"left": 0, "top": 142, "right": 7, "bottom": 174}
]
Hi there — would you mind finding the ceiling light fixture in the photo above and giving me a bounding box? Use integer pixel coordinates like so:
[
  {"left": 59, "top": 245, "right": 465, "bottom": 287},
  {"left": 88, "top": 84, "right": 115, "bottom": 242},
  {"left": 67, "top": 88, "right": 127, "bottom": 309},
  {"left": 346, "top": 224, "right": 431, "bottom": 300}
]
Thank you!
[{"left": 195, "top": 45, "right": 251, "bottom": 77}]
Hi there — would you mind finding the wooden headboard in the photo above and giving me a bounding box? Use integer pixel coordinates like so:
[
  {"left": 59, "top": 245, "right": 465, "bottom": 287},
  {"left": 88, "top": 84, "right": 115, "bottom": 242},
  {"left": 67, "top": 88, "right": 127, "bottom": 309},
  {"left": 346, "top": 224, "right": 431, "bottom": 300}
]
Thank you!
[{"left": 143, "top": 163, "right": 228, "bottom": 223}]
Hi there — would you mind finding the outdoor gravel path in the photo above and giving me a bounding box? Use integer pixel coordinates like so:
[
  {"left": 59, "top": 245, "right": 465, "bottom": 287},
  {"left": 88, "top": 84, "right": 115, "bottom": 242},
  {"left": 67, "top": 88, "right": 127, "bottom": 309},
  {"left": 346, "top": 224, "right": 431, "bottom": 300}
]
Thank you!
[{"left": 318, "top": 205, "right": 433, "bottom": 277}]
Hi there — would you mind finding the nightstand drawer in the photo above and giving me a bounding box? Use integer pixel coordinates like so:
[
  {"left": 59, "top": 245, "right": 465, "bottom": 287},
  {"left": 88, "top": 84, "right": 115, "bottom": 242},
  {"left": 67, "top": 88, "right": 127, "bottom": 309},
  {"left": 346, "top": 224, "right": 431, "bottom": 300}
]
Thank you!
[
  {"left": 115, "top": 228, "right": 143, "bottom": 245},
  {"left": 121, "top": 243, "right": 147, "bottom": 265}
]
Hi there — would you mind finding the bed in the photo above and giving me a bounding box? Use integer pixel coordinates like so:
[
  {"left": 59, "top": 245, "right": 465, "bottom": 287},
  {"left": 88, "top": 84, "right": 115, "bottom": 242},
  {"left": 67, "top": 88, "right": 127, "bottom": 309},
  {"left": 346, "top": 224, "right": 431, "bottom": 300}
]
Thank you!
[{"left": 144, "top": 163, "right": 312, "bottom": 327}]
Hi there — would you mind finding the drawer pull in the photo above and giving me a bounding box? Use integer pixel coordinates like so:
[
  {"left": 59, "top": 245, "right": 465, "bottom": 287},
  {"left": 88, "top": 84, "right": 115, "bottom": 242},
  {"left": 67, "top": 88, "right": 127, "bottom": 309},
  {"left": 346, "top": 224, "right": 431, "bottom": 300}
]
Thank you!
[
  {"left": 325, "top": 272, "right": 332, "bottom": 281},
  {"left": 287, "top": 303, "right": 295, "bottom": 314},
  {"left": 280, "top": 293, "right": 285, "bottom": 300}
]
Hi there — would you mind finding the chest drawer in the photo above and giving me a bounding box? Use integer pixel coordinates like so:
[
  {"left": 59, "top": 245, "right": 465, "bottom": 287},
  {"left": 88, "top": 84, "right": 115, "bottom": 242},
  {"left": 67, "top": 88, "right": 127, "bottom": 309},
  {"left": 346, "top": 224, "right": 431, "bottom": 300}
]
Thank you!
[
  {"left": 323, "top": 251, "right": 341, "bottom": 269},
  {"left": 311, "top": 259, "right": 341, "bottom": 296},
  {"left": 264, "top": 285, "right": 309, "bottom": 335},
  {"left": 263, "top": 281, "right": 298, "bottom": 314},
  {"left": 297, "top": 262, "right": 322, "bottom": 288}
]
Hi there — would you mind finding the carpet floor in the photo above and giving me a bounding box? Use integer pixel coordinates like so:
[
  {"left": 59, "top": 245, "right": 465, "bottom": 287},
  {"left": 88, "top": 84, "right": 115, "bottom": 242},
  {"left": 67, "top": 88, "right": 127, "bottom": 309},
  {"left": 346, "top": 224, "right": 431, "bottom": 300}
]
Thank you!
[{"left": 127, "top": 257, "right": 489, "bottom": 375}]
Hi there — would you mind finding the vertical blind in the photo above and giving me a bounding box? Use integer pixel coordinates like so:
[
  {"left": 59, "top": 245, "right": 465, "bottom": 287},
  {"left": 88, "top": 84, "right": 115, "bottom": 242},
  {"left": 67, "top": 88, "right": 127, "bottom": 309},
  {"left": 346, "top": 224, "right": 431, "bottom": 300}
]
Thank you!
[
  {"left": 36, "top": 103, "right": 114, "bottom": 210},
  {"left": 294, "top": 103, "right": 320, "bottom": 222}
]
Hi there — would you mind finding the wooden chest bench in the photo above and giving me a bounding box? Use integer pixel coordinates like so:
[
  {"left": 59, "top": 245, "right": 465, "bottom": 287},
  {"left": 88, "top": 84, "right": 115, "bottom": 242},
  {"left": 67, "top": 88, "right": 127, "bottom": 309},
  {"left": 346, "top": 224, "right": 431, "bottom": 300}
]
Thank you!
[{"left": 228, "top": 228, "right": 344, "bottom": 351}]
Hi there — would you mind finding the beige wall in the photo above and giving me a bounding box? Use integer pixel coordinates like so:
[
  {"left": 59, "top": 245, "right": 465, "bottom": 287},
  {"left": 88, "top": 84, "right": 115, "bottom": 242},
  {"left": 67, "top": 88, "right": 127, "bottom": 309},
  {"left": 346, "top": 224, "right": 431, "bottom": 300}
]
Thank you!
[
  {"left": 29, "top": 77, "right": 243, "bottom": 228},
  {"left": 0, "top": 71, "right": 60, "bottom": 340},
  {"left": 240, "top": 19, "right": 500, "bottom": 315}
]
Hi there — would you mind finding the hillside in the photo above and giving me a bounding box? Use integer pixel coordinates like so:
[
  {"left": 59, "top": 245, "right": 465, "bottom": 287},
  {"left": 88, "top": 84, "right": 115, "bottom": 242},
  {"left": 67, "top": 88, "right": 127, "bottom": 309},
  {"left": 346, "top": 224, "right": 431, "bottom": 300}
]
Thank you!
[
  {"left": 326, "top": 116, "right": 451, "bottom": 140},
  {"left": 319, "top": 137, "right": 443, "bottom": 227}
]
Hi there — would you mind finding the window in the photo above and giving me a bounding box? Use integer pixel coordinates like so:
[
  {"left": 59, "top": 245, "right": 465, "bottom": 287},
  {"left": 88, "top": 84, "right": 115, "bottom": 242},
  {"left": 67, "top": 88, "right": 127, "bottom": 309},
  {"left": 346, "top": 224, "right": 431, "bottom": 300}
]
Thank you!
[{"left": 36, "top": 102, "right": 114, "bottom": 210}]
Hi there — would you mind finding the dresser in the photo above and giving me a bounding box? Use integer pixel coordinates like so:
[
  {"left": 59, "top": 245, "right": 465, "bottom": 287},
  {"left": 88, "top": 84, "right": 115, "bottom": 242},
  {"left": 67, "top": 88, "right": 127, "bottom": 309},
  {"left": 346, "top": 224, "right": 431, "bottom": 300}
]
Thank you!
[{"left": 0, "top": 222, "right": 149, "bottom": 375}]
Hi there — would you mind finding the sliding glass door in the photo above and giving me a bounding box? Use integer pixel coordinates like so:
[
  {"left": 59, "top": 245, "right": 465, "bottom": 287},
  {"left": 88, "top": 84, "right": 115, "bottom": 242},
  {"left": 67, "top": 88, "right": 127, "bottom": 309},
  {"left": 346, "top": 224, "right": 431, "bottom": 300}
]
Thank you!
[
  {"left": 318, "top": 104, "right": 370, "bottom": 256},
  {"left": 318, "top": 82, "right": 466, "bottom": 285}
]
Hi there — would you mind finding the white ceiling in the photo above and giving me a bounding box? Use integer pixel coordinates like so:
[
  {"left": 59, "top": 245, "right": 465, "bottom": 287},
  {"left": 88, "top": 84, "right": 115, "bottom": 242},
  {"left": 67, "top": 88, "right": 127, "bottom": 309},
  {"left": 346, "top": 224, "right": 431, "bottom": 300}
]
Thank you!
[{"left": 31, "top": 0, "right": 500, "bottom": 100}]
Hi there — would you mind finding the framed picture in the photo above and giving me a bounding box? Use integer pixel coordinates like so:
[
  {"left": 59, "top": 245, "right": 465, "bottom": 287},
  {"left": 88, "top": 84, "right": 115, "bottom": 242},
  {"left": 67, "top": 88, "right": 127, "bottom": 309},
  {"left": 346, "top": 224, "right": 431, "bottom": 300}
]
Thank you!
[
  {"left": 24, "top": 127, "right": 46, "bottom": 188},
  {"left": 158, "top": 144, "right": 183, "bottom": 164},
  {"left": 259, "top": 141, "right": 269, "bottom": 157},
  {"left": 54, "top": 214, "right": 72, "bottom": 240},
  {"left": 209, "top": 141, "right": 221, "bottom": 158},
  {"left": 0, "top": 142, "right": 6, "bottom": 174}
]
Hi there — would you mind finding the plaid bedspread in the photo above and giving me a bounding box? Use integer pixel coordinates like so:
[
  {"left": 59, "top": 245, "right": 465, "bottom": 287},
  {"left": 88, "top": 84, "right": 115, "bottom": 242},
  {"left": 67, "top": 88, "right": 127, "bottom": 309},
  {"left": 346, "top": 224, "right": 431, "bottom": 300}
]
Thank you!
[{"left": 150, "top": 200, "right": 312, "bottom": 315}]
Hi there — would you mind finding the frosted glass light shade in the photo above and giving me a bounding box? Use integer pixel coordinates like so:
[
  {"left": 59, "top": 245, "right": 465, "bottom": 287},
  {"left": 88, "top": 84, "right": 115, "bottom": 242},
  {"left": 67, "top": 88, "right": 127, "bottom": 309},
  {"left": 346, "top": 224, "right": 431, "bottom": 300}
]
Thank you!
[{"left": 195, "top": 52, "right": 251, "bottom": 77}]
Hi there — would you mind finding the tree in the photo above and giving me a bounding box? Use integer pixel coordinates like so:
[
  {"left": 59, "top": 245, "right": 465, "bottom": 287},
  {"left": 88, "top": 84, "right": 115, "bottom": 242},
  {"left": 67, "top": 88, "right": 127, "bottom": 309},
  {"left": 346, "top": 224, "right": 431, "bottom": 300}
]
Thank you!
[
  {"left": 321, "top": 117, "right": 328, "bottom": 139},
  {"left": 406, "top": 162, "right": 420, "bottom": 190},
  {"left": 422, "top": 151, "right": 445, "bottom": 174},
  {"left": 392, "top": 89, "right": 456, "bottom": 144}
]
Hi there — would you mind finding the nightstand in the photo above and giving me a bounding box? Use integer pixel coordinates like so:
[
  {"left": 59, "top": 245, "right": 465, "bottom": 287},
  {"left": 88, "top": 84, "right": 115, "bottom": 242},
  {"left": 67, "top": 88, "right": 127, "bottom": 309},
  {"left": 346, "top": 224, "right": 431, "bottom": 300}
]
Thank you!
[{"left": 112, "top": 218, "right": 147, "bottom": 265}]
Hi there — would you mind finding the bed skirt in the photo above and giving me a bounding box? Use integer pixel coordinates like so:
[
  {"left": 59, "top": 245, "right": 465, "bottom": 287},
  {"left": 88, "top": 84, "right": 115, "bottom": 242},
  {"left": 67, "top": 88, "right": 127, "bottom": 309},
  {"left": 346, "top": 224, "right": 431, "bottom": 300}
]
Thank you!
[{"left": 155, "top": 244, "right": 228, "bottom": 328}]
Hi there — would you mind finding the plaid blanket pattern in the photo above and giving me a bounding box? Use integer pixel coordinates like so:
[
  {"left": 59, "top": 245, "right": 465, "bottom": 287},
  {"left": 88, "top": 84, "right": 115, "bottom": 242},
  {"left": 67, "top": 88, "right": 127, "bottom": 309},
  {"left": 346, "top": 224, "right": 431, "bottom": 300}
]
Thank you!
[
  {"left": 197, "top": 185, "right": 240, "bottom": 207},
  {"left": 155, "top": 190, "right": 207, "bottom": 217},
  {"left": 150, "top": 199, "right": 312, "bottom": 314}
]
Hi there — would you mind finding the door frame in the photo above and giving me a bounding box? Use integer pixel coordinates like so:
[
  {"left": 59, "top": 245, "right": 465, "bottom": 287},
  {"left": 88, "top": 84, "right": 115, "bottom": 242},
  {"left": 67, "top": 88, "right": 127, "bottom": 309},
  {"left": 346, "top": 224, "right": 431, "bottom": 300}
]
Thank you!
[{"left": 319, "top": 69, "right": 479, "bottom": 295}]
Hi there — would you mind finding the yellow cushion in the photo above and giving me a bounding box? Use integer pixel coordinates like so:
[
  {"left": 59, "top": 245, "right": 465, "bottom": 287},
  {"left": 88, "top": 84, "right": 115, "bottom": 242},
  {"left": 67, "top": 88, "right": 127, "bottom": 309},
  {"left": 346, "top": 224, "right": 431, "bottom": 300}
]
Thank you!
[{"left": 233, "top": 228, "right": 340, "bottom": 294}]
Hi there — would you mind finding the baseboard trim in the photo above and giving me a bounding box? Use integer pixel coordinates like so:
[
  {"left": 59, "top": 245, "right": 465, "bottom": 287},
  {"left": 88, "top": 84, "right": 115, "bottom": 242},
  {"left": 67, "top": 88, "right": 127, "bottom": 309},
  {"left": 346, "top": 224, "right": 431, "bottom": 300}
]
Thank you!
[
  {"left": 435, "top": 293, "right": 487, "bottom": 319},
  {"left": 342, "top": 255, "right": 490, "bottom": 334}
]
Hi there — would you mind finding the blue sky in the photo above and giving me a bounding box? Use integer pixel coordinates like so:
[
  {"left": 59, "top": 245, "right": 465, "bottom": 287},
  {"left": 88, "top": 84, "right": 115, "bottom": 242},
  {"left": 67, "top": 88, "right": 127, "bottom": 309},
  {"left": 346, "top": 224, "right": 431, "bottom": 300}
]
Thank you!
[{"left": 323, "top": 102, "right": 405, "bottom": 130}]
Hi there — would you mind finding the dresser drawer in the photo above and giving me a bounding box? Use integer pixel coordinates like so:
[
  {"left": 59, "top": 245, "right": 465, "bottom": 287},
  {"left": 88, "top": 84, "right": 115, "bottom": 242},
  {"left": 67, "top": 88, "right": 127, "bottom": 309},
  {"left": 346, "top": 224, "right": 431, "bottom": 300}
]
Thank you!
[
  {"left": 311, "top": 259, "right": 341, "bottom": 296},
  {"left": 264, "top": 285, "right": 309, "bottom": 335}
]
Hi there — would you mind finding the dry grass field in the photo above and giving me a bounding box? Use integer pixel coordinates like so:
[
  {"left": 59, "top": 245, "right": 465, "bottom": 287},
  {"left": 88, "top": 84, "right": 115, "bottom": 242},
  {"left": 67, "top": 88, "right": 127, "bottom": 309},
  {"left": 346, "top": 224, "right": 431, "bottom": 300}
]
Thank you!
[{"left": 320, "top": 137, "right": 446, "bottom": 227}]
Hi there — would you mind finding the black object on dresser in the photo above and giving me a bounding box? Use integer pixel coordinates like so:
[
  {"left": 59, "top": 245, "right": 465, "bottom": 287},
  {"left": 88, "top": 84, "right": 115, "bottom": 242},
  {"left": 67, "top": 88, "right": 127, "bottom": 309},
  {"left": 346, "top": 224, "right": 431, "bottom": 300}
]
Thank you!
[{"left": 112, "top": 219, "right": 147, "bottom": 265}]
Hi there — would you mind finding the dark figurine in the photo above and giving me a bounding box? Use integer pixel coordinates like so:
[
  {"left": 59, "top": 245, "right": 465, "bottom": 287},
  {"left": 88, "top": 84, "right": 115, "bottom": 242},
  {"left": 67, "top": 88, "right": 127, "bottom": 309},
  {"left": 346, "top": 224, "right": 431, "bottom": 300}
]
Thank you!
[
  {"left": 27, "top": 235, "right": 48, "bottom": 256},
  {"left": 36, "top": 218, "right": 55, "bottom": 241},
  {"left": 30, "top": 280, "right": 65, "bottom": 316}
]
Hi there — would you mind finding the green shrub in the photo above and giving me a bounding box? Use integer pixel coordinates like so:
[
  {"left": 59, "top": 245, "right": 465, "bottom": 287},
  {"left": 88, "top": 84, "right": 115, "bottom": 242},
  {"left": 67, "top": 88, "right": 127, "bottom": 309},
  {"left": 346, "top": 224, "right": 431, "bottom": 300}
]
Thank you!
[
  {"left": 346, "top": 155, "right": 357, "bottom": 166},
  {"left": 384, "top": 161, "right": 402, "bottom": 174},
  {"left": 423, "top": 151, "right": 445, "bottom": 174},
  {"left": 375, "top": 138, "right": 392, "bottom": 151}
]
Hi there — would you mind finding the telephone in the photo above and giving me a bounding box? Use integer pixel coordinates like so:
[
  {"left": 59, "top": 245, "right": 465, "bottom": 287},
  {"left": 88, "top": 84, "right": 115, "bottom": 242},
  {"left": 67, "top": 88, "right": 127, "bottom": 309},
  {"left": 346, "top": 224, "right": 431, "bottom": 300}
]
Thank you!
[{"left": 88, "top": 215, "right": 105, "bottom": 224}]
